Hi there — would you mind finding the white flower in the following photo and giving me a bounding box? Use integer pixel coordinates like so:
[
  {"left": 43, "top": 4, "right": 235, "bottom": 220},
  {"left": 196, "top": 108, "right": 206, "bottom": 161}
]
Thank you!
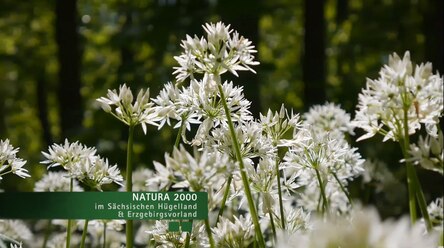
[
  {"left": 147, "top": 146, "right": 230, "bottom": 192},
  {"left": 41, "top": 140, "right": 123, "bottom": 190},
  {"left": 145, "top": 220, "right": 186, "bottom": 247},
  {"left": 407, "top": 129, "right": 443, "bottom": 174},
  {"left": 73, "top": 155, "right": 123, "bottom": 191},
  {"left": 173, "top": 21, "right": 259, "bottom": 82},
  {"left": 283, "top": 130, "right": 364, "bottom": 213},
  {"left": 210, "top": 120, "right": 275, "bottom": 161},
  {"left": 353, "top": 51, "right": 443, "bottom": 142},
  {"left": 0, "top": 220, "right": 33, "bottom": 244},
  {"left": 212, "top": 215, "right": 255, "bottom": 247},
  {"left": 97, "top": 84, "right": 159, "bottom": 133},
  {"left": 277, "top": 207, "right": 439, "bottom": 248},
  {"left": 153, "top": 77, "right": 253, "bottom": 146},
  {"left": 34, "top": 171, "right": 83, "bottom": 192},
  {"left": 304, "top": 102, "right": 355, "bottom": 139},
  {"left": 260, "top": 104, "right": 303, "bottom": 147},
  {"left": 0, "top": 139, "right": 29, "bottom": 180},
  {"left": 41, "top": 139, "right": 96, "bottom": 171},
  {"left": 427, "top": 197, "right": 443, "bottom": 232}
]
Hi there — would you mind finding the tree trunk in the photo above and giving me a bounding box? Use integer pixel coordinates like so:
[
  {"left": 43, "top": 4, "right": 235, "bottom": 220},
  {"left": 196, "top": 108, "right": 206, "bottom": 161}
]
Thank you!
[
  {"left": 36, "top": 68, "right": 53, "bottom": 145},
  {"left": 217, "top": 0, "right": 262, "bottom": 117},
  {"left": 303, "top": 0, "right": 326, "bottom": 110},
  {"left": 55, "top": 0, "right": 82, "bottom": 138}
]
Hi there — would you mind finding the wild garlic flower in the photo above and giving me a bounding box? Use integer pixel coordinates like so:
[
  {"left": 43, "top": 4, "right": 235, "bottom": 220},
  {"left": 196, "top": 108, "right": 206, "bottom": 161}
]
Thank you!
[
  {"left": 353, "top": 51, "right": 443, "bottom": 142},
  {"left": 277, "top": 207, "right": 439, "bottom": 248},
  {"left": 173, "top": 22, "right": 259, "bottom": 82},
  {"left": 34, "top": 172, "right": 83, "bottom": 192},
  {"left": 407, "top": 129, "right": 443, "bottom": 174},
  {"left": 147, "top": 146, "right": 229, "bottom": 192},
  {"left": 153, "top": 77, "right": 253, "bottom": 146},
  {"left": 304, "top": 102, "right": 355, "bottom": 139},
  {"left": 210, "top": 121, "right": 275, "bottom": 161},
  {"left": 0, "top": 220, "right": 33, "bottom": 245},
  {"left": 72, "top": 155, "right": 123, "bottom": 191},
  {"left": 146, "top": 221, "right": 184, "bottom": 247},
  {"left": 427, "top": 197, "right": 443, "bottom": 232},
  {"left": 274, "top": 201, "right": 311, "bottom": 233},
  {"left": 41, "top": 139, "right": 96, "bottom": 171},
  {"left": 260, "top": 104, "right": 303, "bottom": 147},
  {"left": 145, "top": 220, "right": 208, "bottom": 247},
  {"left": 42, "top": 140, "right": 123, "bottom": 190},
  {"left": 212, "top": 215, "right": 255, "bottom": 247},
  {"left": 283, "top": 130, "right": 364, "bottom": 213},
  {"left": 0, "top": 139, "right": 29, "bottom": 180},
  {"left": 97, "top": 84, "right": 159, "bottom": 133},
  {"left": 130, "top": 167, "right": 158, "bottom": 191},
  {"left": 297, "top": 180, "right": 351, "bottom": 214},
  {"left": 46, "top": 233, "right": 81, "bottom": 248}
]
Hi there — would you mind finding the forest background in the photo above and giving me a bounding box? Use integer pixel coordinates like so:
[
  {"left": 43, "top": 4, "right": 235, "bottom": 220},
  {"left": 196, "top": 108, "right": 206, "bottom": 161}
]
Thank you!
[{"left": 0, "top": 0, "right": 442, "bottom": 218}]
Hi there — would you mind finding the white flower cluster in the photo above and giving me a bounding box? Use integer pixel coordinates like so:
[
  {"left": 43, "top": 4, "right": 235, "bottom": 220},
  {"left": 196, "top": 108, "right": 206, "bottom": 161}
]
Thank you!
[
  {"left": 34, "top": 171, "right": 84, "bottom": 192},
  {"left": 144, "top": 220, "right": 208, "bottom": 247},
  {"left": 0, "top": 139, "right": 29, "bottom": 180},
  {"left": 277, "top": 207, "right": 439, "bottom": 248},
  {"left": 353, "top": 51, "right": 443, "bottom": 142},
  {"left": 153, "top": 76, "right": 252, "bottom": 145},
  {"left": 212, "top": 215, "right": 255, "bottom": 247},
  {"left": 282, "top": 103, "right": 364, "bottom": 214},
  {"left": 96, "top": 84, "right": 159, "bottom": 133},
  {"left": 0, "top": 220, "right": 32, "bottom": 247},
  {"left": 284, "top": 129, "right": 364, "bottom": 213},
  {"left": 147, "top": 146, "right": 231, "bottom": 193},
  {"left": 408, "top": 130, "right": 443, "bottom": 174},
  {"left": 427, "top": 197, "right": 443, "bottom": 232},
  {"left": 304, "top": 102, "right": 355, "bottom": 139},
  {"left": 173, "top": 22, "right": 259, "bottom": 82},
  {"left": 41, "top": 139, "right": 123, "bottom": 191}
]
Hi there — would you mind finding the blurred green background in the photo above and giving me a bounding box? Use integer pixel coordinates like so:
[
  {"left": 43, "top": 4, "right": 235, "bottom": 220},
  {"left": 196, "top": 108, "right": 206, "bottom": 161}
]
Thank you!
[{"left": 0, "top": 0, "right": 442, "bottom": 216}]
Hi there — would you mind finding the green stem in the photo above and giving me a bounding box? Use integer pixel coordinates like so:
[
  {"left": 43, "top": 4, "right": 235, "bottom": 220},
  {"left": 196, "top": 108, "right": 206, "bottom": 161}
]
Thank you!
[
  {"left": 216, "top": 80, "right": 265, "bottom": 247},
  {"left": 314, "top": 167, "right": 328, "bottom": 215},
  {"left": 174, "top": 117, "right": 186, "bottom": 148},
  {"left": 274, "top": 158, "right": 285, "bottom": 229},
  {"left": 184, "top": 232, "right": 191, "bottom": 248},
  {"left": 80, "top": 220, "right": 89, "bottom": 248},
  {"left": 66, "top": 178, "right": 73, "bottom": 248},
  {"left": 42, "top": 219, "right": 52, "bottom": 248},
  {"left": 205, "top": 219, "right": 215, "bottom": 248},
  {"left": 405, "top": 163, "right": 418, "bottom": 223},
  {"left": 331, "top": 170, "right": 353, "bottom": 206},
  {"left": 175, "top": 120, "right": 191, "bottom": 248},
  {"left": 103, "top": 221, "right": 107, "bottom": 248},
  {"left": 400, "top": 101, "right": 432, "bottom": 230},
  {"left": 412, "top": 171, "right": 433, "bottom": 231},
  {"left": 126, "top": 125, "right": 135, "bottom": 248},
  {"left": 401, "top": 104, "right": 418, "bottom": 224},
  {"left": 216, "top": 175, "right": 232, "bottom": 223},
  {"left": 268, "top": 209, "right": 277, "bottom": 242}
]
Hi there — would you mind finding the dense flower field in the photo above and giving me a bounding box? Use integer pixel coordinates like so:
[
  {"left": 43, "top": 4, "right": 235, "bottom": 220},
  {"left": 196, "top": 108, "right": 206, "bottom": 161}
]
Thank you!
[{"left": 1, "top": 22, "right": 443, "bottom": 248}]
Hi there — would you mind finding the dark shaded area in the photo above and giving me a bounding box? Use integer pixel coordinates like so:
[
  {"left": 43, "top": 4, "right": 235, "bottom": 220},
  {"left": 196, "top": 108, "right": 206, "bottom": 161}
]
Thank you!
[
  {"left": 55, "top": 0, "right": 83, "bottom": 138},
  {"left": 303, "top": 0, "right": 326, "bottom": 110},
  {"left": 217, "top": 0, "right": 262, "bottom": 117}
]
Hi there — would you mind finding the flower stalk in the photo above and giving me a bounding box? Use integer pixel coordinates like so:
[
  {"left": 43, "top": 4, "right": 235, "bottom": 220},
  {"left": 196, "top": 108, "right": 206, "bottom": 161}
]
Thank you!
[
  {"left": 216, "top": 78, "right": 266, "bottom": 247},
  {"left": 66, "top": 178, "right": 73, "bottom": 248},
  {"left": 80, "top": 220, "right": 89, "bottom": 248},
  {"left": 126, "top": 124, "right": 135, "bottom": 247}
]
